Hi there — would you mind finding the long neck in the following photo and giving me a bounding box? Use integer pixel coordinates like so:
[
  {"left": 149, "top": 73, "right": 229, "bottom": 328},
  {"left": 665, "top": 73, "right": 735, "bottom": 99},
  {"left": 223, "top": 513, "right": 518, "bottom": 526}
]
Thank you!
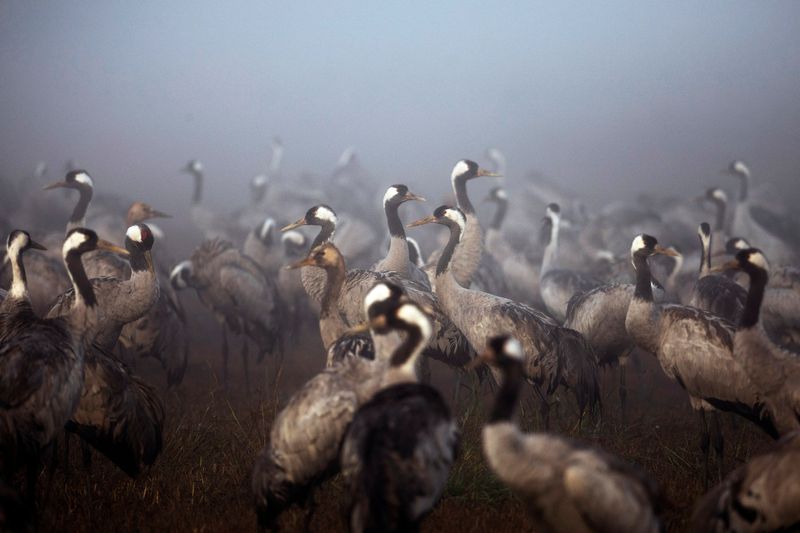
[
  {"left": 436, "top": 224, "right": 462, "bottom": 278},
  {"left": 737, "top": 174, "right": 748, "bottom": 202},
  {"left": 490, "top": 199, "right": 507, "bottom": 230},
  {"left": 489, "top": 361, "right": 524, "bottom": 423},
  {"left": 740, "top": 268, "right": 767, "bottom": 329},
  {"left": 698, "top": 234, "right": 711, "bottom": 277},
  {"left": 713, "top": 199, "right": 726, "bottom": 231},
  {"left": 453, "top": 177, "right": 474, "bottom": 214},
  {"left": 65, "top": 251, "right": 96, "bottom": 310},
  {"left": 191, "top": 172, "right": 203, "bottom": 204},
  {"left": 8, "top": 248, "right": 29, "bottom": 300},
  {"left": 129, "top": 247, "right": 151, "bottom": 274},
  {"left": 540, "top": 218, "right": 559, "bottom": 275},
  {"left": 382, "top": 202, "right": 410, "bottom": 274},
  {"left": 67, "top": 186, "right": 93, "bottom": 233},
  {"left": 320, "top": 261, "right": 345, "bottom": 320},
  {"left": 311, "top": 222, "right": 335, "bottom": 250},
  {"left": 382, "top": 326, "right": 426, "bottom": 385},
  {"left": 633, "top": 254, "right": 654, "bottom": 303}
]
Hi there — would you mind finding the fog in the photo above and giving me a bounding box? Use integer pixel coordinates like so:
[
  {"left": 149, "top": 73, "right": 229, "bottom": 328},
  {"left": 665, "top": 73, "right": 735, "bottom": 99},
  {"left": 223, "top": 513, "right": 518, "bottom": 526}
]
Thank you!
[{"left": 1, "top": 1, "right": 799, "bottom": 211}]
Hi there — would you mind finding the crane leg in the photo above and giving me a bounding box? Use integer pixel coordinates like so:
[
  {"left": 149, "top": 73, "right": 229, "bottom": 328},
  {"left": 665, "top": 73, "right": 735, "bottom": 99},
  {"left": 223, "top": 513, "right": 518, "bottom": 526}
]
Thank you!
[
  {"left": 241, "top": 336, "right": 251, "bottom": 395},
  {"left": 221, "top": 324, "right": 229, "bottom": 389},
  {"left": 698, "top": 410, "right": 711, "bottom": 490},
  {"left": 710, "top": 411, "right": 724, "bottom": 482}
]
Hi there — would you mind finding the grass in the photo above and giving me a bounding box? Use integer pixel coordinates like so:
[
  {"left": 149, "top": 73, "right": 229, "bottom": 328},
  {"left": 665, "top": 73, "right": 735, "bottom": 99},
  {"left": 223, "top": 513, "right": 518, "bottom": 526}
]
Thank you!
[{"left": 29, "top": 317, "right": 771, "bottom": 532}]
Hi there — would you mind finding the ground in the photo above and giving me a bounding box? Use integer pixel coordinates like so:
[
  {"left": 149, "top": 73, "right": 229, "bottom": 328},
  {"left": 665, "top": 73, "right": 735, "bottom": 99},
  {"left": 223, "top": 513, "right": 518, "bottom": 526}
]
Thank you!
[{"left": 34, "top": 316, "right": 769, "bottom": 532}]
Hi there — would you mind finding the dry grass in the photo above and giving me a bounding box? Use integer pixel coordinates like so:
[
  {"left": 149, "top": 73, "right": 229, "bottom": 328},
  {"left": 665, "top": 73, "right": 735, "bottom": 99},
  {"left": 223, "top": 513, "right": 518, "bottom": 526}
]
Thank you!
[{"left": 30, "top": 319, "right": 770, "bottom": 532}]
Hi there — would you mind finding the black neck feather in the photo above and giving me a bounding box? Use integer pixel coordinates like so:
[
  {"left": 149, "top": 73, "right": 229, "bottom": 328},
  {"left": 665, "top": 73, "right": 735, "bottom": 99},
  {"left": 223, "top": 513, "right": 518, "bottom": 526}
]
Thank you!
[
  {"left": 436, "top": 224, "right": 462, "bottom": 277},
  {"left": 70, "top": 186, "right": 93, "bottom": 225},
  {"left": 385, "top": 202, "right": 406, "bottom": 239},
  {"left": 453, "top": 178, "right": 474, "bottom": 214},
  {"left": 633, "top": 254, "right": 654, "bottom": 302},
  {"left": 740, "top": 268, "right": 767, "bottom": 329},
  {"left": 311, "top": 222, "right": 335, "bottom": 250},
  {"left": 699, "top": 235, "right": 710, "bottom": 275},
  {"left": 489, "top": 360, "right": 524, "bottom": 423},
  {"left": 490, "top": 200, "right": 507, "bottom": 230},
  {"left": 389, "top": 325, "right": 424, "bottom": 368},
  {"left": 11, "top": 251, "right": 27, "bottom": 290},
  {"left": 66, "top": 251, "right": 96, "bottom": 307},
  {"left": 129, "top": 248, "right": 150, "bottom": 272}
]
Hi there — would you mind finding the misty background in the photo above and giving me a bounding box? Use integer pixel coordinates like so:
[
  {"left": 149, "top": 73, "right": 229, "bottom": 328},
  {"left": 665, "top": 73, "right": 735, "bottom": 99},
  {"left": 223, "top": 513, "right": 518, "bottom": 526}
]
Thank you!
[{"left": 1, "top": 1, "right": 799, "bottom": 215}]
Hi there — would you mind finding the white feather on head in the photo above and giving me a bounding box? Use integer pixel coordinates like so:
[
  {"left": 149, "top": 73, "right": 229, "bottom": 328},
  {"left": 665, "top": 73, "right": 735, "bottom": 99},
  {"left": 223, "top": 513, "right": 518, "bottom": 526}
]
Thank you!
[
  {"left": 503, "top": 337, "right": 524, "bottom": 360},
  {"left": 126, "top": 225, "right": 143, "bottom": 243},
  {"left": 74, "top": 172, "right": 94, "bottom": 187},
  {"left": 364, "top": 282, "right": 392, "bottom": 314},
  {"left": 450, "top": 160, "right": 470, "bottom": 184},
  {"left": 383, "top": 186, "right": 400, "bottom": 206}
]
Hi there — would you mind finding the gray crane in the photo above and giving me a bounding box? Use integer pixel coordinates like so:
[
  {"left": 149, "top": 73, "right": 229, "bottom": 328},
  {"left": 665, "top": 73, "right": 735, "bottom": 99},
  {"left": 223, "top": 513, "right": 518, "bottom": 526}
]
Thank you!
[
  {"left": 688, "top": 222, "right": 746, "bottom": 322},
  {"left": 477, "top": 335, "right": 663, "bottom": 533}
]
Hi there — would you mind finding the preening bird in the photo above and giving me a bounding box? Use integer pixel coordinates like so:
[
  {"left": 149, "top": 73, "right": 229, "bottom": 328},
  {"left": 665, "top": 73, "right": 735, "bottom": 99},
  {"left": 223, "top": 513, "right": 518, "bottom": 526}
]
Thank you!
[
  {"left": 478, "top": 335, "right": 663, "bottom": 533},
  {"left": 340, "top": 300, "right": 458, "bottom": 533}
]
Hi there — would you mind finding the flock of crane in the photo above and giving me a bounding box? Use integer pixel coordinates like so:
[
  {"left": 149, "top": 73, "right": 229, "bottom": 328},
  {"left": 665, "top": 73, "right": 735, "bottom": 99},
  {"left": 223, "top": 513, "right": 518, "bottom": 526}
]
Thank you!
[{"left": 1, "top": 143, "right": 799, "bottom": 532}]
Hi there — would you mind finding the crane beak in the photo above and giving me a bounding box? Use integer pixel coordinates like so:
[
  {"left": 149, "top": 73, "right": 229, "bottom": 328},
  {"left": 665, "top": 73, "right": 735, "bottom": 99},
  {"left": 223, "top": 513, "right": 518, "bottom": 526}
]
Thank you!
[
  {"left": 654, "top": 245, "right": 680, "bottom": 257},
  {"left": 403, "top": 192, "right": 426, "bottom": 203},
  {"left": 343, "top": 315, "right": 388, "bottom": 336},
  {"left": 281, "top": 217, "right": 307, "bottom": 232},
  {"left": 407, "top": 215, "right": 437, "bottom": 228},
  {"left": 147, "top": 208, "right": 171, "bottom": 220},
  {"left": 29, "top": 239, "right": 47, "bottom": 251},
  {"left": 710, "top": 259, "right": 740, "bottom": 273},
  {"left": 96, "top": 239, "right": 129, "bottom": 257},
  {"left": 42, "top": 180, "right": 69, "bottom": 191},
  {"left": 476, "top": 168, "right": 502, "bottom": 178},
  {"left": 285, "top": 256, "right": 316, "bottom": 270}
]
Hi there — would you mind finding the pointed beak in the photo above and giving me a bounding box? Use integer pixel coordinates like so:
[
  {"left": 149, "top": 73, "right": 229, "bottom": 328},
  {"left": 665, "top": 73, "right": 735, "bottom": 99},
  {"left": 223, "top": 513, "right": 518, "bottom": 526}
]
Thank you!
[
  {"left": 476, "top": 168, "right": 502, "bottom": 178},
  {"left": 29, "top": 239, "right": 47, "bottom": 251},
  {"left": 343, "top": 314, "right": 388, "bottom": 336},
  {"left": 710, "top": 259, "right": 740, "bottom": 273},
  {"left": 403, "top": 192, "right": 426, "bottom": 203},
  {"left": 96, "top": 239, "right": 129, "bottom": 257},
  {"left": 281, "top": 217, "right": 307, "bottom": 232},
  {"left": 654, "top": 245, "right": 680, "bottom": 257},
  {"left": 407, "top": 215, "right": 438, "bottom": 228},
  {"left": 43, "top": 180, "right": 68, "bottom": 191},
  {"left": 285, "top": 256, "right": 316, "bottom": 270},
  {"left": 147, "top": 208, "right": 171, "bottom": 220}
]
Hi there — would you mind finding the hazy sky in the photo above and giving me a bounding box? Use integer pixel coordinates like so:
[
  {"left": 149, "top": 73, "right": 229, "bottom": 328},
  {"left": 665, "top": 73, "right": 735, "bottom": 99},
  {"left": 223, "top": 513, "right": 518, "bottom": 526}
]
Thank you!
[{"left": 1, "top": 1, "right": 799, "bottom": 209}]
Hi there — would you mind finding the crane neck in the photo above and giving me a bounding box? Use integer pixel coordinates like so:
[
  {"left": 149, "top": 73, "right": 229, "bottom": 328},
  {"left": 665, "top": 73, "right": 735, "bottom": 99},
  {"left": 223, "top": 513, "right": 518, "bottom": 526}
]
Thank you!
[
  {"left": 737, "top": 173, "right": 749, "bottom": 202},
  {"left": 489, "top": 360, "right": 524, "bottom": 423},
  {"left": 540, "top": 217, "right": 559, "bottom": 275},
  {"left": 191, "top": 171, "right": 203, "bottom": 205},
  {"left": 452, "top": 177, "right": 475, "bottom": 214},
  {"left": 319, "top": 258, "right": 346, "bottom": 321},
  {"left": 698, "top": 233, "right": 711, "bottom": 277},
  {"left": 489, "top": 199, "right": 507, "bottom": 231},
  {"left": 712, "top": 198, "right": 727, "bottom": 232},
  {"left": 740, "top": 268, "right": 767, "bottom": 330},
  {"left": 7, "top": 247, "right": 29, "bottom": 301},
  {"left": 311, "top": 222, "right": 336, "bottom": 250},
  {"left": 435, "top": 223, "right": 462, "bottom": 278},
  {"left": 385, "top": 201, "right": 406, "bottom": 239},
  {"left": 382, "top": 324, "right": 428, "bottom": 386},
  {"left": 66, "top": 185, "right": 93, "bottom": 234},
  {"left": 633, "top": 254, "right": 654, "bottom": 303},
  {"left": 64, "top": 250, "right": 97, "bottom": 310}
]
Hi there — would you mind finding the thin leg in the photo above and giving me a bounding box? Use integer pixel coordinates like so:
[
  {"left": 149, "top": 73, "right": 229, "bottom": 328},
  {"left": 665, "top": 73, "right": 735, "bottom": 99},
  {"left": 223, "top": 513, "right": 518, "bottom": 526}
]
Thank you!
[
  {"left": 698, "top": 410, "right": 711, "bottom": 490},
  {"left": 221, "top": 324, "right": 229, "bottom": 389},
  {"left": 242, "top": 336, "right": 251, "bottom": 395},
  {"left": 710, "top": 411, "right": 724, "bottom": 483},
  {"left": 619, "top": 363, "right": 628, "bottom": 427}
]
